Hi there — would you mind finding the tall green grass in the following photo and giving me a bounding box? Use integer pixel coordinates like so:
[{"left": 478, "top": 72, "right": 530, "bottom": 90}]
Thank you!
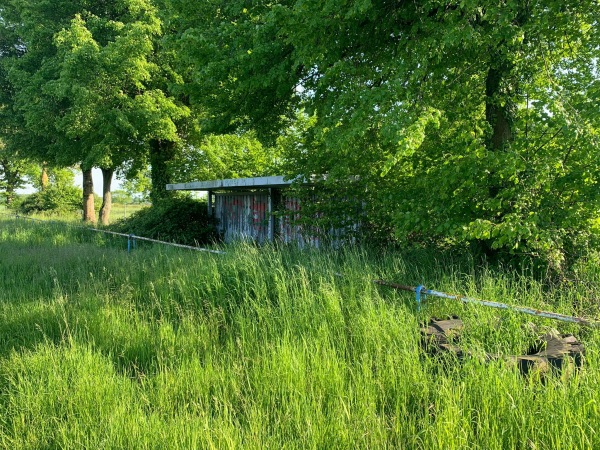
[{"left": 0, "top": 216, "right": 599, "bottom": 449}]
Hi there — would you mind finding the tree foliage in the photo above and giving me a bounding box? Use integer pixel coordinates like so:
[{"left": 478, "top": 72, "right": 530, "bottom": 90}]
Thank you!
[
  {"left": 163, "top": 0, "right": 300, "bottom": 141},
  {"left": 0, "top": 141, "right": 33, "bottom": 206},
  {"left": 169, "top": 0, "right": 600, "bottom": 264},
  {"left": 0, "top": 0, "right": 190, "bottom": 219},
  {"left": 169, "top": 132, "right": 280, "bottom": 183}
]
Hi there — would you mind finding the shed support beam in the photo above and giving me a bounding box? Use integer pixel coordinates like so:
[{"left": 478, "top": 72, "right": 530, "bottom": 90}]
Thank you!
[{"left": 268, "top": 188, "right": 282, "bottom": 242}]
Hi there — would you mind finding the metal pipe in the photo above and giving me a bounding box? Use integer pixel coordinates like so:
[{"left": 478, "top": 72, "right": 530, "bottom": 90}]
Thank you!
[
  {"left": 87, "top": 228, "right": 226, "bottom": 254},
  {"left": 1, "top": 213, "right": 225, "bottom": 255},
  {"left": 374, "top": 279, "right": 600, "bottom": 328}
]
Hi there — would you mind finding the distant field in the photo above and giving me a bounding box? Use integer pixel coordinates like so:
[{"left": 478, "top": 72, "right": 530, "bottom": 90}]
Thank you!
[
  {"left": 0, "top": 202, "right": 149, "bottom": 222},
  {"left": 0, "top": 215, "right": 599, "bottom": 449},
  {"left": 109, "top": 202, "right": 150, "bottom": 221}
]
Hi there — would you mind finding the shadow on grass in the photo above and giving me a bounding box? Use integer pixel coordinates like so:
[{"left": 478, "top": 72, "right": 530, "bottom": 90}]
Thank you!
[
  {"left": 0, "top": 303, "right": 166, "bottom": 381},
  {"left": 0, "top": 304, "right": 65, "bottom": 357}
]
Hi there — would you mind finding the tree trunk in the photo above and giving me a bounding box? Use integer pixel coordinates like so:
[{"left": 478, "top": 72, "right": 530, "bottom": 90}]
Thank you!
[
  {"left": 149, "top": 139, "right": 176, "bottom": 204},
  {"left": 485, "top": 57, "right": 514, "bottom": 203},
  {"left": 1, "top": 158, "right": 17, "bottom": 206},
  {"left": 4, "top": 185, "right": 15, "bottom": 206},
  {"left": 485, "top": 60, "right": 513, "bottom": 151},
  {"left": 40, "top": 163, "right": 49, "bottom": 191},
  {"left": 99, "top": 167, "right": 114, "bottom": 226},
  {"left": 82, "top": 166, "right": 96, "bottom": 223}
]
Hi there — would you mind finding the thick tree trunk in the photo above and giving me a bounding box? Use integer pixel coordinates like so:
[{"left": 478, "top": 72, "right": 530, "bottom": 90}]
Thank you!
[
  {"left": 40, "top": 163, "right": 49, "bottom": 191},
  {"left": 149, "top": 139, "right": 176, "bottom": 204},
  {"left": 1, "top": 159, "right": 17, "bottom": 206},
  {"left": 485, "top": 57, "right": 514, "bottom": 203},
  {"left": 82, "top": 166, "right": 96, "bottom": 223},
  {"left": 4, "top": 186, "right": 15, "bottom": 206},
  {"left": 485, "top": 61, "right": 513, "bottom": 151},
  {"left": 99, "top": 167, "right": 114, "bottom": 226}
]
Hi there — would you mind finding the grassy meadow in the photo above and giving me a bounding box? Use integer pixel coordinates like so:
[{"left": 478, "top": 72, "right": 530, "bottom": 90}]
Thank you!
[
  {"left": 1, "top": 215, "right": 600, "bottom": 449},
  {"left": 0, "top": 202, "right": 149, "bottom": 222}
]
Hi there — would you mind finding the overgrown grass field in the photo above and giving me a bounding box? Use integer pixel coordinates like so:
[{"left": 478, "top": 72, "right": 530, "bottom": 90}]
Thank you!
[{"left": 1, "top": 216, "right": 600, "bottom": 449}]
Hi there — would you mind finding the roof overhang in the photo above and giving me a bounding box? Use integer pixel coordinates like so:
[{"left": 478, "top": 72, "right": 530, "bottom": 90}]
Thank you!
[{"left": 166, "top": 175, "right": 301, "bottom": 192}]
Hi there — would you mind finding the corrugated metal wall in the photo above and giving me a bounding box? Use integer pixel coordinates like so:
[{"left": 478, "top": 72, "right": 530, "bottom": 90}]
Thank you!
[
  {"left": 279, "top": 195, "right": 302, "bottom": 244},
  {"left": 279, "top": 194, "right": 322, "bottom": 247},
  {"left": 214, "top": 190, "right": 356, "bottom": 246},
  {"left": 215, "top": 192, "right": 271, "bottom": 243}
]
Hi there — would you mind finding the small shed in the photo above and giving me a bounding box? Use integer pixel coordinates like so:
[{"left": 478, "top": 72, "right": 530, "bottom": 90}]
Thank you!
[{"left": 167, "top": 176, "right": 313, "bottom": 244}]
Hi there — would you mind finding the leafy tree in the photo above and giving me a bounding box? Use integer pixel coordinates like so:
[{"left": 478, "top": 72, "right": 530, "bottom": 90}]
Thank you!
[
  {"left": 27, "top": 166, "right": 75, "bottom": 192},
  {"left": 168, "top": 132, "right": 280, "bottom": 183},
  {"left": 170, "top": 0, "right": 600, "bottom": 265},
  {"left": 51, "top": 3, "right": 190, "bottom": 221},
  {"left": 0, "top": 141, "right": 33, "bottom": 206},
  {"left": 122, "top": 167, "right": 152, "bottom": 202},
  {"left": 0, "top": 0, "right": 189, "bottom": 224},
  {"left": 15, "top": 164, "right": 81, "bottom": 215},
  {"left": 1, "top": 0, "right": 101, "bottom": 222},
  {"left": 111, "top": 189, "right": 134, "bottom": 205},
  {"left": 163, "top": 0, "right": 300, "bottom": 141}
]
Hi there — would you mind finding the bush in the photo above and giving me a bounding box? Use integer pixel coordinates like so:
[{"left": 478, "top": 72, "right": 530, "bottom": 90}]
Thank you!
[
  {"left": 17, "top": 186, "right": 81, "bottom": 215},
  {"left": 110, "top": 196, "right": 220, "bottom": 246}
]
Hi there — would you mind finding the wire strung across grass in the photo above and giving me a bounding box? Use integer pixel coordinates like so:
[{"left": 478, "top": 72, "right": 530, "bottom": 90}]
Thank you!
[
  {"left": 374, "top": 279, "right": 600, "bottom": 328},
  {"left": 4, "top": 211, "right": 598, "bottom": 327},
  {"left": 1, "top": 212, "right": 225, "bottom": 255}
]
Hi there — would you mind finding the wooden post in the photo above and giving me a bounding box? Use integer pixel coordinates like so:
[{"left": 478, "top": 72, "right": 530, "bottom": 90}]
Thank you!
[
  {"left": 268, "top": 188, "right": 282, "bottom": 242},
  {"left": 207, "top": 190, "right": 213, "bottom": 216}
]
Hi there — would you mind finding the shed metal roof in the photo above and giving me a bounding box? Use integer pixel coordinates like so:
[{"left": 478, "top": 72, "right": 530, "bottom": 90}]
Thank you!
[{"left": 166, "top": 175, "right": 298, "bottom": 192}]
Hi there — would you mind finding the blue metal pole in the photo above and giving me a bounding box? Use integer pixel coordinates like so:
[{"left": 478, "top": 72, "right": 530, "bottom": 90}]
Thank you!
[{"left": 415, "top": 285, "right": 426, "bottom": 312}]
